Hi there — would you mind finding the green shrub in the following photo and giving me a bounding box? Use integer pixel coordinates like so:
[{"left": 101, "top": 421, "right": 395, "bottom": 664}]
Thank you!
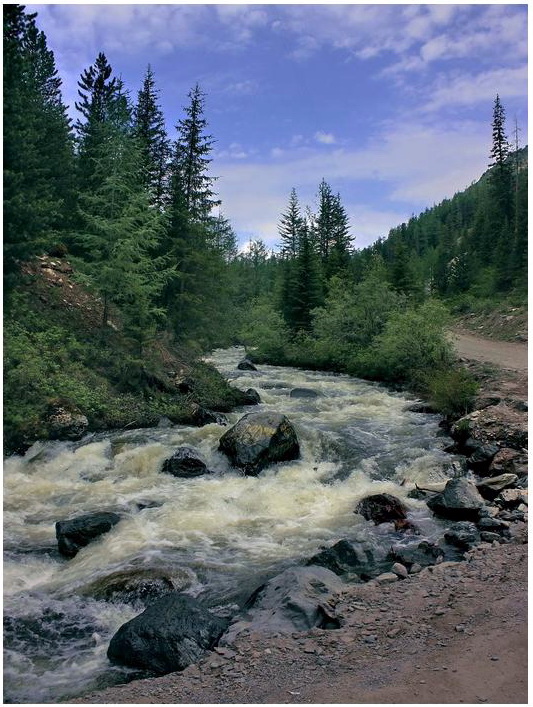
[
  {"left": 353, "top": 300, "right": 453, "bottom": 384},
  {"left": 419, "top": 367, "right": 479, "bottom": 418}
]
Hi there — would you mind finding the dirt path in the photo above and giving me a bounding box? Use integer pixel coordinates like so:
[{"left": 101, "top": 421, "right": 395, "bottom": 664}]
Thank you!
[
  {"left": 449, "top": 329, "right": 528, "bottom": 373},
  {"left": 71, "top": 542, "right": 528, "bottom": 705}
]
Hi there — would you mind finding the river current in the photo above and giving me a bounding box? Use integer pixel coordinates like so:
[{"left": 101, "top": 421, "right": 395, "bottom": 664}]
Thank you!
[{"left": 4, "top": 347, "right": 457, "bottom": 703}]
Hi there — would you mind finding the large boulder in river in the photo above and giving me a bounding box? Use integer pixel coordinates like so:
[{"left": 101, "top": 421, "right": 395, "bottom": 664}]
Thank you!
[
  {"left": 161, "top": 446, "right": 211, "bottom": 478},
  {"left": 221, "top": 566, "right": 343, "bottom": 644},
  {"left": 107, "top": 592, "right": 228, "bottom": 674},
  {"left": 56, "top": 512, "right": 121, "bottom": 558},
  {"left": 218, "top": 411, "right": 299, "bottom": 475},
  {"left": 84, "top": 568, "right": 176, "bottom": 605},
  {"left": 427, "top": 478, "right": 485, "bottom": 521}
]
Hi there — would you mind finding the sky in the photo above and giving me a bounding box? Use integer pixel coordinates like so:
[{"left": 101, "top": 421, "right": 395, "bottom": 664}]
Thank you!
[{"left": 26, "top": 2, "right": 528, "bottom": 251}]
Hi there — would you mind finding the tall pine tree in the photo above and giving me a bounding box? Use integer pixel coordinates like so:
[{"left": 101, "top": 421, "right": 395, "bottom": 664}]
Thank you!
[{"left": 133, "top": 65, "right": 170, "bottom": 210}]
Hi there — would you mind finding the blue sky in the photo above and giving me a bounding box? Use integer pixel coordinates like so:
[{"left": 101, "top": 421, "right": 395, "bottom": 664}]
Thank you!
[{"left": 27, "top": 3, "right": 528, "bottom": 250}]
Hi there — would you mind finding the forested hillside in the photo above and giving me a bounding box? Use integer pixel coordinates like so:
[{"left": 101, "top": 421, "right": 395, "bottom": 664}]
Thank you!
[
  {"left": 4, "top": 5, "right": 527, "bottom": 452},
  {"left": 3, "top": 5, "right": 249, "bottom": 452}
]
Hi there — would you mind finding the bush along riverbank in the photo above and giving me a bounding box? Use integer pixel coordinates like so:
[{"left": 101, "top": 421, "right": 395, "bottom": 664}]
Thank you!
[{"left": 69, "top": 355, "right": 527, "bottom": 704}]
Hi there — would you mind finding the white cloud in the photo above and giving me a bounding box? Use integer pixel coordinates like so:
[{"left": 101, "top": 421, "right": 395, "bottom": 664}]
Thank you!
[
  {"left": 224, "top": 80, "right": 258, "bottom": 96},
  {"left": 424, "top": 66, "right": 528, "bottom": 112},
  {"left": 314, "top": 131, "right": 336, "bottom": 145},
  {"left": 214, "top": 119, "right": 492, "bottom": 248}
]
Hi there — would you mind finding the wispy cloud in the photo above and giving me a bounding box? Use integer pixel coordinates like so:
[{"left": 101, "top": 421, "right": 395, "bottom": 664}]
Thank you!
[
  {"left": 214, "top": 118, "right": 491, "bottom": 248},
  {"left": 423, "top": 66, "right": 528, "bottom": 112}
]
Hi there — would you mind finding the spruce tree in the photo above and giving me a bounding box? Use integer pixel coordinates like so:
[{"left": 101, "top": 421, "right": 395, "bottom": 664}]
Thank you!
[
  {"left": 278, "top": 188, "right": 304, "bottom": 258},
  {"left": 75, "top": 52, "right": 120, "bottom": 191},
  {"left": 4, "top": 5, "right": 74, "bottom": 283},
  {"left": 172, "top": 83, "right": 220, "bottom": 222},
  {"left": 326, "top": 192, "right": 352, "bottom": 278},
  {"left": 163, "top": 84, "right": 225, "bottom": 340},
  {"left": 133, "top": 65, "right": 170, "bottom": 209},
  {"left": 313, "top": 179, "right": 353, "bottom": 280},
  {"left": 292, "top": 224, "right": 323, "bottom": 331},
  {"left": 488, "top": 95, "right": 514, "bottom": 289},
  {"left": 76, "top": 85, "right": 170, "bottom": 339}
]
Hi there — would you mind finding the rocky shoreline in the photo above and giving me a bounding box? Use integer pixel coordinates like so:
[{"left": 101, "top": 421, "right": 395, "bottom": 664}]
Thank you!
[{"left": 70, "top": 540, "right": 527, "bottom": 705}]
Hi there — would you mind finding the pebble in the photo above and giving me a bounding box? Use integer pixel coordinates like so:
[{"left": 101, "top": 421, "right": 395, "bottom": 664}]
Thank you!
[{"left": 391, "top": 562, "right": 409, "bottom": 579}]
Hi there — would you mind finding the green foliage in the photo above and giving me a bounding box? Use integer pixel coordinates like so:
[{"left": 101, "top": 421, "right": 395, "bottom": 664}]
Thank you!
[
  {"left": 239, "top": 299, "right": 290, "bottom": 360},
  {"left": 353, "top": 300, "right": 453, "bottom": 383},
  {"left": 312, "top": 274, "right": 402, "bottom": 368},
  {"left": 419, "top": 367, "right": 479, "bottom": 418},
  {"left": 4, "top": 5, "right": 74, "bottom": 283}
]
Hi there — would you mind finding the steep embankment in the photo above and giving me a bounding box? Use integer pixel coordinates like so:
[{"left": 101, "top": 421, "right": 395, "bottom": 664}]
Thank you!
[{"left": 3, "top": 255, "right": 247, "bottom": 455}]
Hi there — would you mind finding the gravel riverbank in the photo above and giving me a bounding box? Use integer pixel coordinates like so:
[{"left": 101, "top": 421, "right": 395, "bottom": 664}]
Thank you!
[{"left": 71, "top": 538, "right": 527, "bottom": 705}]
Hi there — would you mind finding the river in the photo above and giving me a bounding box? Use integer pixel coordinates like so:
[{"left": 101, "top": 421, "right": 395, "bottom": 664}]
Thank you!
[{"left": 3, "top": 347, "right": 458, "bottom": 703}]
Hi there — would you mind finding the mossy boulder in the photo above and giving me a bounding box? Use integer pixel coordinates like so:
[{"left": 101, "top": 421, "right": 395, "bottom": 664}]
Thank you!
[{"left": 218, "top": 411, "right": 299, "bottom": 475}]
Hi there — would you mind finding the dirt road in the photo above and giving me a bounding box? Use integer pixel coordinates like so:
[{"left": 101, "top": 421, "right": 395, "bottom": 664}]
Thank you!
[{"left": 449, "top": 329, "right": 528, "bottom": 373}]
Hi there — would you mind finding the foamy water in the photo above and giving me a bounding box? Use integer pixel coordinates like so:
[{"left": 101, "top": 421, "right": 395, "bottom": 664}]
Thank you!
[{"left": 3, "top": 347, "right": 455, "bottom": 702}]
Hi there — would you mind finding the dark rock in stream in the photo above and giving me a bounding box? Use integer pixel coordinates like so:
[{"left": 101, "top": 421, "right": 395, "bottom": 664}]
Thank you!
[
  {"left": 190, "top": 405, "right": 228, "bottom": 427},
  {"left": 240, "top": 388, "right": 261, "bottom": 405},
  {"left": 427, "top": 478, "right": 485, "bottom": 521},
  {"left": 161, "top": 446, "right": 212, "bottom": 478},
  {"left": 56, "top": 512, "right": 121, "bottom": 558},
  {"left": 218, "top": 411, "right": 300, "bottom": 475},
  {"left": 84, "top": 568, "right": 176, "bottom": 605},
  {"left": 237, "top": 359, "right": 257, "bottom": 371},
  {"left": 355, "top": 493, "right": 410, "bottom": 526},
  {"left": 289, "top": 388, "right": 319, "bottom": 399},
  {"left": 107, "top": 592, "right": 228, "bottom": 674},
  {"left": 405, "top": 401, "right": 439, "bottom": 414}
]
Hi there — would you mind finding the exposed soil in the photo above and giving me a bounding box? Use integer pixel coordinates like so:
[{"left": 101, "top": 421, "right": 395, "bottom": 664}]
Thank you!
[
  {"left": 450, "top": 329, "right": 528, "bottom": 374},
  {"left": 69, "top": 329, "right": 528, "bottom": 706}
]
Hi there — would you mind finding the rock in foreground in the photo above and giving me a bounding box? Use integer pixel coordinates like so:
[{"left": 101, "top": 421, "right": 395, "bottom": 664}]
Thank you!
[
  {"left": 221, "top": 566, "right": 343, "bottom": 644},
  {"left": 107, "top": 593, "right": 228, "bottom": 674},
  {"left": 218, "top": 411, "right": 299, "bottom": 475},
  {"left": 355, "top": 493, "right": 409, "bottom": 526}
]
